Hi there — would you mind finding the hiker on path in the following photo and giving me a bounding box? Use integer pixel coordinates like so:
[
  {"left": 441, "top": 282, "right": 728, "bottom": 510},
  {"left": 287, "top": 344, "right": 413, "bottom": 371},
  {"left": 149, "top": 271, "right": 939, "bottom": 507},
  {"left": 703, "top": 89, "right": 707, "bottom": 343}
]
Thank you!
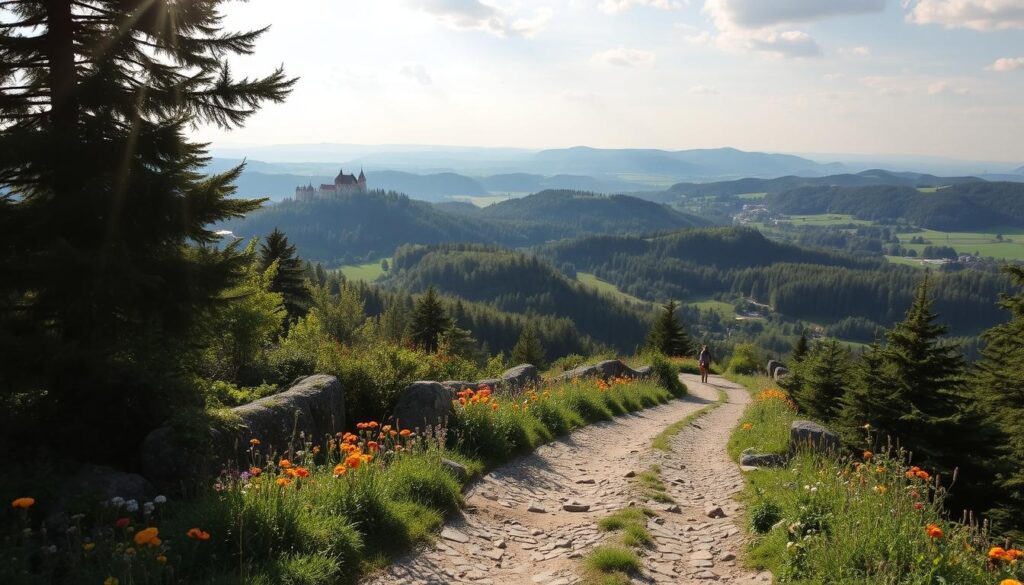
[{"left": 698, "top": 345, "right": 712, "bottom": 383}]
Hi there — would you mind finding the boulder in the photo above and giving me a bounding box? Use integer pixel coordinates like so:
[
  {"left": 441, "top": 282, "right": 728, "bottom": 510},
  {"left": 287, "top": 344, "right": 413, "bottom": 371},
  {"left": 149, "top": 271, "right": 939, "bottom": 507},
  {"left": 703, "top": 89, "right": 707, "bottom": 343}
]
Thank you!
[
  {"left": 790, "top": 420, "right": 842, "bottom": 453},
  {"left": 476, "top": 378, "right": 502, "bottom": 392},
  {"left": 773, "top": 367, "right": 790, "bottom": 381},
  {"left": 634, "top": 365, "right": 654, "bottom": 378},
  {"left": 392, "top": 381, "right": 453, "bottom": 432},
  {"left": 501, "top": 364, "right": 541, "bottom": 391},
  {"left": 141, "top": 375, "right": 344, "bottom": 486},
  {"left": 553, "top": 359, "right": 648, "bottom": 383},
  {"left": 739, "top": 448, "right": 786, "bottom": 468},
  {"left": 45, "top": 464, "right": 156, "bottom": 530},
  {"left": 767, "top": 360, "right": 781, "bottom": 377},
  {"left": 440, "top": 458, "right": 473, "bottom": 483},
  {"left": 442, "top": 381, "right": 479, "bottom": 394}
]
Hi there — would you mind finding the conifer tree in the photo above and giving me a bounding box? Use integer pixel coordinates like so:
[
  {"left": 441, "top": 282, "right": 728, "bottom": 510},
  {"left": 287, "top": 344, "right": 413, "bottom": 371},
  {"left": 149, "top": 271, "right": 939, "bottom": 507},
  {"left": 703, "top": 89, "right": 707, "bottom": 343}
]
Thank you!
[
  {"left": 0, "top": 0, "right": 295, "bottom": 451},
  {"left": 792, "top": 330, "right": 810, "bottom": 363},
  {"left": 260, "top": 229, "right": 310, "bottom": 322},
  {"left": 790, "top": 339, "right": 852, "bottom": 422},
  {"left": 438, "top": 321, "right": 481, "bottom": 362},
  {"left": 409, "top": 287, "right": 449, "bottom": 352},
  {"left": 972, "top": 266, "right": 1024, "bottom": 537},
  {"left": 646, "top": 300, "right": 693, "bottom": 357},
  {"left": 511, "top": 324, "right": 546, "bottom": 368}
]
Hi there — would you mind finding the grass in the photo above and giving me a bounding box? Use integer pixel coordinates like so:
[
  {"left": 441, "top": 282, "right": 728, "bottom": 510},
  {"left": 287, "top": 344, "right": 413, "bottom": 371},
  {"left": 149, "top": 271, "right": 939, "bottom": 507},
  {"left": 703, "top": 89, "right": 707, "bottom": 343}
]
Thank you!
[
  {"left": 688, "top": 298, "right": 737, "bottom": 320},
  {"left": 652, "top": 388, "right": 728, "bottom": 451},
  {"left": 635, "top": 465, "right": 675, "bottom": 504},
  {"left": 724, "top": 376, "right": 1024, "bottom": 584},
  {"left": 884, "top": 254, "right": 927, "bottom": 268},
  {"left": 897, "top": 227, "right": 1024, "bottom": 261},
  {"left": 576, "top": 272, "right": 649, "bottom": 305},
  {"left": 737, "top": 192, "right": 768, "bottom": 200},
  {"left": 337, "top": 260, "right": 387, "bottom": 282},
  {"left": 583, "top": 508, "right": 653, "bottom": 584}
]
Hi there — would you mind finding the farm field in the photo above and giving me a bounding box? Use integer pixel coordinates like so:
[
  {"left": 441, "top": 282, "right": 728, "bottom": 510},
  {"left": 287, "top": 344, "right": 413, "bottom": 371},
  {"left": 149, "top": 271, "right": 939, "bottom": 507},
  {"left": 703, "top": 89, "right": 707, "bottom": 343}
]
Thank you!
[
  {"left": 688, "top": 298, "right": 737, "bottom": 320},
  {"left": 898, "top": 227, "right": 1024, "bottom": 261},
  {"left": 737, "top": 192, "right": 767, "bottom": 200},
  {"left": 338, "top": 260, "right": 387, "bottom": 282},
  {"left": 576, "top": 272, "right": 650, "bottom": 305}
]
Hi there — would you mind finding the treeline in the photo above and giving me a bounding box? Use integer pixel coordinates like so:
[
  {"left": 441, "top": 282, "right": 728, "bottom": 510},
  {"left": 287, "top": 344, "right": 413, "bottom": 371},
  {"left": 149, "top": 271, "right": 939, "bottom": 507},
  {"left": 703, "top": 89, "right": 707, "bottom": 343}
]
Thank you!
[
  {"left": 766, "top": 182, "right": 1024, "bottom": 231},
  {"left": 384, "top": 243, "right": 652, "bottom": 352},
  {"left": 539, "top": 227, "right": 1012, "bottom": 336},
  {"left": 782, "top": 268, "right": 1024, "bottom": 540}
]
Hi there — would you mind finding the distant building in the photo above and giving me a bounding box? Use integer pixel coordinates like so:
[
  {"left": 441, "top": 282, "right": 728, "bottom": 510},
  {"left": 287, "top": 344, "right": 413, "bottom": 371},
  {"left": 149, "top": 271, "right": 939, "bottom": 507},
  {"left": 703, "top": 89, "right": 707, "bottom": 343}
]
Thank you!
[{"left": 295, "top": 168, "right": 367, "bottom": 202}]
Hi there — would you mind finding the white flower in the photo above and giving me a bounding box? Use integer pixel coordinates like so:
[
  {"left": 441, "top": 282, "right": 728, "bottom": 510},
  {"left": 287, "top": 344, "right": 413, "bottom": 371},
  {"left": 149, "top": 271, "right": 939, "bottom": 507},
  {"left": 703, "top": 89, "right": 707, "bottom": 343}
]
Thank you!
[
  {"left": 143, "top": 502, "right": 155, "bottom": 515},
  {"left": 154, "top": 495, "right": 167, "bottom": 504},
  {"left": 125, "top": 499, "right": 139, "bottom": 513},
  {"left": 108, "top": 497, "right": 125, "bottom": 508}
]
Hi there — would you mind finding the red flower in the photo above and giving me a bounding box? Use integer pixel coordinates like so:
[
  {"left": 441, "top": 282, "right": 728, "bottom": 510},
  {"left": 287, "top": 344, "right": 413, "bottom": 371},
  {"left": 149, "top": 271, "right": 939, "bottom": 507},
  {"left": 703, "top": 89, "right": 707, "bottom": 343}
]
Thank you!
[{"left": 115, "top": 518, "right": 130, "bottom": 529}]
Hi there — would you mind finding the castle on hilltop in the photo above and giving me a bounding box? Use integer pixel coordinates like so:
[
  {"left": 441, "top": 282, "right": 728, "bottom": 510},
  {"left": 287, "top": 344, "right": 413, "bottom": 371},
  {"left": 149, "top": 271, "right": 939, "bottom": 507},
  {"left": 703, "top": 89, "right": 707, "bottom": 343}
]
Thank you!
[{"left": 295, "top": 168, "right": 367, "bottom": 202}]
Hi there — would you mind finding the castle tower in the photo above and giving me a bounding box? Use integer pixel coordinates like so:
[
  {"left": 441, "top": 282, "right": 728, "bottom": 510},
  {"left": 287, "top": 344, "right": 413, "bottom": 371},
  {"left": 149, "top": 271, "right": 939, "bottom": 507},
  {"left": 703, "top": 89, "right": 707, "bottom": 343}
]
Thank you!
[{"left": 358, "top": 168, "right": 366, "bottom": 193}]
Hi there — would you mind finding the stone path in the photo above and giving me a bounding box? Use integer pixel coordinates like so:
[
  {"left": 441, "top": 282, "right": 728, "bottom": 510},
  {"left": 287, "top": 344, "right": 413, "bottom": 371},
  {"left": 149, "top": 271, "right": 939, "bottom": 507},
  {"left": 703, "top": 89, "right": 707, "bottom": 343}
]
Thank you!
[{"left": 363, "top": 374, "right": 772, "bottom": 585}]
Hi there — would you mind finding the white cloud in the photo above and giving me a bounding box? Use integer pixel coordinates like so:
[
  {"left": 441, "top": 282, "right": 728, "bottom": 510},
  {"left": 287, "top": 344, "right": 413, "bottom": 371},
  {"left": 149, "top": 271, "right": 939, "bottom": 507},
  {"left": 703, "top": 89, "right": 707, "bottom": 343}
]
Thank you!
[
  {"left": 400, "top": 64, "right": 433, "bottom": 85},
  {"left": 839, "top": 45, "right": 871, "bottom": 57},
  {"left": 705, "top": 0, "right": 885, "bottom": 28},
  {"left": 591, "top": 47, "right": 656, "bottom": 67},
  {"left": 927, "top": 80, "right": 971, "bottom": 94},
  {"left": 745, "top": 30, "right": 822, "bottom": 58},
  {"left": 987, "top": 56, "right": 1024, "bottom": 71},
  {"left": 599, "top": 0, "right": 685, "bottom": 15},
  {"left": 823, "top": 73, "right": 847, "bottom": 81},
  {"left": 408, "top": 0, "right": 552, "bottom": 37},
  {"left": 688, "top": 85, "right": 719, "bottom": 94},
  {"left": 684, "top": 30, "right": 713, "bottom": 43},
  {"left": 905, "top": 0, "right": 1024, "bottom": 31}
]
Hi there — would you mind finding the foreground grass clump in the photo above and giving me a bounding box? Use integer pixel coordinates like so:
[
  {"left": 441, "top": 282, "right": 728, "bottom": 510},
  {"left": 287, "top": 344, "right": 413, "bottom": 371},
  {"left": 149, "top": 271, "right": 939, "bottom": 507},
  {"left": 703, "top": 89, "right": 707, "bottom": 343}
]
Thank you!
[
  {"left": 727, "top": 379, "right": 1024, "bottom": 585},
  {"left": 584, "top": 508, "right": 654, "bottom": 584},
  {"left": 636, "top": 466, "right": 675, "bottom": 504},
  {"left": 726, "top": 376, "right": 798, "bottom": 461},
  {"left": 653, "top": 388, "right": 727, "bottom": 451}
]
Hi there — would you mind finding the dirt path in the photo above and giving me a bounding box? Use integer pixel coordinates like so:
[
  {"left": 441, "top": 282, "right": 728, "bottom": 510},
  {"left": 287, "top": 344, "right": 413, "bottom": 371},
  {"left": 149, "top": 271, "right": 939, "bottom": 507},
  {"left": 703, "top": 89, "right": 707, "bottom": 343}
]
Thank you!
[{"left": 364, "top": 374, "right": 772, "bottom": 585}]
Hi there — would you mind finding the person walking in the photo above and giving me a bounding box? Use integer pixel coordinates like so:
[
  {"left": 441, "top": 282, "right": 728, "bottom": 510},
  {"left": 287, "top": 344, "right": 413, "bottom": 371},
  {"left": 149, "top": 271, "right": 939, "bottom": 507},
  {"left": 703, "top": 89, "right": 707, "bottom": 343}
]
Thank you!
[{"left": 698, "top": 345, "right": 712, "bottom": 384}]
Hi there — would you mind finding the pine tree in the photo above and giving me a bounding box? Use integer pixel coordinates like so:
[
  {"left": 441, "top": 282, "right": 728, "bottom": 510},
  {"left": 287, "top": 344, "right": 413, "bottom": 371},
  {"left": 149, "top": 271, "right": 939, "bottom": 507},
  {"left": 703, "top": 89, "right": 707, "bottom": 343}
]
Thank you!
[
  {"left": 260, "top": 229, "right": 311, "bottom": 322},
  {"left": 792, "top": 330, "right": 810, "bottom": 363},
  {"left": 511, "top": 324, "right": 546, "bottom": 368},
  {"left": 646, "top": 300, "right": 693, "bottom": 357},
  {"left": 972, "top": 265, "right": 1024, "bottom": 538},
  {"left": 438, "top": 321, "right": 481, "bottom": 362},
  {"left": 790, "top": 339, "right": 852, "bottom": 423},
  {"left": 0, "top": 0, "right": 294, "bottom": 452},
  {"left": 409, "top": 287, "right": 449, "bottom": 353}
]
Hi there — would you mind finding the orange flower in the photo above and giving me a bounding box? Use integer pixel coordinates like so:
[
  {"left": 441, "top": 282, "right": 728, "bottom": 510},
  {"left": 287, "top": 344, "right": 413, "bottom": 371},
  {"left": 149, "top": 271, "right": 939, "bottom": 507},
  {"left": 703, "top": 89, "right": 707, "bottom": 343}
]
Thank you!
[
  {"left": 249, "top": 438, "right": 260, "bottom": 446},
  {"left": 990, "top": 547, "right": 1010, "bottom": 562},
  {"left": 926, "top": 523, "right": 944, "bottom": 539},
  {"left": 187, "top": 528, "right": 211, "bottom": 541},
  {"left": 741, "top": 423, "right": 753, "bottom": 431},
  {"left": 873, "top": 485, "right": 888, "bottom": 494},
  {"left": 275, "top": 478, "right": 291, "bottom": 487},
  {"left": 862, "top": 450, "right": 873, "bottom": 460},
  {"left": 10, "top": 497, "right": 34, "bottom": 509},
  {"left": 249, "top": 466, "right": 262, "bottom": 477},
  {"left": 491, "top": 402, "right": 499, "bottom": 411},
  {"left": 278, "top": 459, "right": 292, "bottom": 469},
  {"left": 367, "top": 441, "right": 379, "bottom": 452},
  {"left": 312, "top": 446, "right": 321, "bottom": 455},
  {"left": 133, "top": 527, "right": 160, "bottom": 547},
  {"left": 290, "top": 466, "right": 310, "bottom": 478},
  {"left": 382, "top": 425, "right": 392, "bottom": 432},
  {"left": 356, "top": 422, "right": 368, "bottom": 429},
  {"left": 368, "top": 421, "right": 380, "bottom": 429},
  {"left": 333, "top": 464, "right": 348, "bottom": 477},
  {"left": 906, "top": 466, "right": 931, "bottom": 481},
  {"left": 399, "top": 429, "right": 413, "bottom": 438},
  {"left": 1007, "top": 549, "right": 1024, "bottom": 560},
  {"left": 390, "top": 430, "right": 399, "bottom": 436},
  {"left": 345, "top": 454, "right": 363, "bottom": 469},
  {"left": 1000, "top": 580, "right": 1023, "bottom": 585}
]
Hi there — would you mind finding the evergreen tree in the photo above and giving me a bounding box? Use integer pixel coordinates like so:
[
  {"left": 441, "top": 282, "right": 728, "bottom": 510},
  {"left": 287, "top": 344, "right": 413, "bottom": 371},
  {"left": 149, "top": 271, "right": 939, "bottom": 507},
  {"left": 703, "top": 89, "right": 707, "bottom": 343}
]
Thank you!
[
  {"left": 0, "top": 0, "right": 294, "bottom": 453},
  {"left": 409, "top": 287, "right": 449, "bottom": 352},
  {"left": 646, "top": 300, "right": 693, "bottom": 357},
  {"left": 511, "top": 324, "right": 546, "bottom": 368},
  {"left": 972, "top": 266, "right": 1024, "bottom": 538},
  {"left": 838, "top": 341, "right": 893, "bottom": 442},
  {"left": 260, "top": 229, "right": 311, "bottom": 322},
  {"left": 790, "top": 339, "right": 852, "bottom": 422},
  {"left": 792, "top": 330, "right": 810, "bottom": 363},
  {"left": 438, "top": 321, "right": 481, "bottom": 362}
]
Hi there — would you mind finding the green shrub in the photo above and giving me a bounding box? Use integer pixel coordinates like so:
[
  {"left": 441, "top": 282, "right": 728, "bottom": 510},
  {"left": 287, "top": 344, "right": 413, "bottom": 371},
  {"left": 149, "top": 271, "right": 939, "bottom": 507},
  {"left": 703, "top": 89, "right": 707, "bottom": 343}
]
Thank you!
[
  {"left": 585, "top": 546, "right": 641, "bottom": 573},
  {"left": 727, "top": 343, "right": 763, "bottom": 375},
  {"left": 750, "top": 500, "right": 782, "bottom": 534},
  {"left": 651, "top": 354, "right": 687, "bottom": 397}
]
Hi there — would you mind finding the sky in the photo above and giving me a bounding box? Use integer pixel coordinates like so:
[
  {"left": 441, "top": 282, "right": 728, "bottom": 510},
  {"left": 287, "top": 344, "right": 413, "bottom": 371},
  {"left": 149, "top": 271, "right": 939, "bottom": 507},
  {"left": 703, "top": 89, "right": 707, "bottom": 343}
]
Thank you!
[{"left": 192, "top": 0, "right": 1024, "bottom": 162}]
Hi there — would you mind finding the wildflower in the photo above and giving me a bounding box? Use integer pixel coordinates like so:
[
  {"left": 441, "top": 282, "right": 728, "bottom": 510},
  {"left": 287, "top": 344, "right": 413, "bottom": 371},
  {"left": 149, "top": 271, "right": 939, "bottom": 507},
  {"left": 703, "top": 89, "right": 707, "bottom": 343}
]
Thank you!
[
  {"left": 356, "top": 422, "right": 368, "bottom": 429},
  {"left": 115, "top": 518, "right": 131, "bottom": 529},
  {"left": 154, "top": 495, "right": 167, "bottom": 504},
  {"left": 83, "top": 543, "right": 96, "bottom": 552},
  {"left": 926, "top": 523, "right": 944, "bottom": 539},
  {"left": 187, "top": 528, "right": 211, "bottom": 541},
  {"left": 156, "top": 554, "right": 168, "bottom": 564},
  {"left": 400, "top": 429, "right": 413, "bottom": 438},
  {"left": 278, "top": 459, "right": 292, "bottom": 469},
  {"left": 108, "top": 497, "right": 125, "bottom": 508},
  {"left": 292, "top": 467, "right": 310, "bottom": 478},
  {"left": 367, "top": 441, "right": 380, "bottom": 452},
  {"left": 249, "top": 466, "right": 262, "bottom": 477},
  {"left": 104, "top": 578, "right": 119, "bottom": 585},
  {"left": 125, "top": 499, "right": 139, "bottom": 513},
  {"left": 1007, "top": 549, "right": 1024, "bottom": 560},
  {"left": 990, "top": 547, "right": 1011, "bottom": 562},
  {"left": 133, "top": 527, "right": 160, "bottom": 547},
  {"left": 491, "top": 402, "right": 499, "bottom": 411},
  {"left": 863, "top": 450, "right": 873, "bottom": 460},
  {"left": 333, "top": 464, "right": 348, "bottom": 477},
  {"left": 345, "top": 454, "right": 363, "bottom": 469},
  {"left": 368, "top": 421, "right": 380, "bottom": 429},
  {"left": 312, "top": 446, "right": 320, "bottom": 455},
  {"left": 11, "top": 497, "right": 35, "bottom": 509},
  {"left": 873, "top": 485, "right": 888, "bottom": 494},
  {"left": 863, "top": 423, "right": 872, "bottom": 430},
  {"left": 741, "top": 423, "right": 754, "bottom": 431},
  {"left": 249, "top": 438, "right": 260, "bottom": 446},
  {"left": 1000, "top": 580, "right": 1023, "bottom": 585},
  {"left": 276, "top": 478, "right": 291, "bottom": 487},
  {"left": 906, "top": 466, "right": 930, "bottom": 480},
  {"left": 143, "top": 502, "right": 155, "bottom": 515},
  {"left": 914, "top": 502, "right": 924, "bottom": 510}
]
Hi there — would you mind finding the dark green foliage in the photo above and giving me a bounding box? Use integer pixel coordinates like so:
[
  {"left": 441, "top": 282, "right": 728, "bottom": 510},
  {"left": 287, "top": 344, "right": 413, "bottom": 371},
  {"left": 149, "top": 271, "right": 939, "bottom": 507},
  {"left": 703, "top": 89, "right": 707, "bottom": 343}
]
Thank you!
[
  {"left": 972, "top": 266, "right": 1024, "bottom": 538},
  {"left": 511, "top": 324, "right": 547, "bottom": 368},
  {"left": 787, "top": 339, "right": 853, "bottom": 422},
  {"left": 792, "top": 331, "right": 810, "bottom": 363},
  {"left": 651, "top": 354, "right": 688, "bottom": 397},
  {"left": 0, "top": 0, "right": 293, "bottom": 457},
  {"left": 646, "top": 300, "right": 693, "bottom": 357},
  {"left": 409, "top": 287, "right": 449, "bottom": 353},
  {"left": 750, "top": 500, "right": 783, "bottom": 534},
  {"left": 261, "top": 229, "right": 312, "bottom": 322}
]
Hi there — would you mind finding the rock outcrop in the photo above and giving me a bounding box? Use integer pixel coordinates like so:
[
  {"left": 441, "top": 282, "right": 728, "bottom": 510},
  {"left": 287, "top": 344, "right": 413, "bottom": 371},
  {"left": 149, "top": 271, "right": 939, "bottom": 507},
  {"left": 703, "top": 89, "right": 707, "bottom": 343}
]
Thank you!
[
  {"left": 392, "top": 381, "right": 453, "bottom": 432},
  {"left": 141, "top": 375, "right": 344, "bottom": 486},
  {"left": 766, "top": 360, "right": 782, "bottom": 378},
  {"left": 553, "top": 359, "right": 651, "bottom": 383},
  {"left": 739, "top": 448, "right": 786, "bottom": 468},
  {"left": 501, "top": 364, "right": 541, "bottom": 391},
  {"left": 773, "top": 367, "right": 790, "bottom": 381},
  {"left": 789, "top": 420, "right": 841, "bottom": 453}
]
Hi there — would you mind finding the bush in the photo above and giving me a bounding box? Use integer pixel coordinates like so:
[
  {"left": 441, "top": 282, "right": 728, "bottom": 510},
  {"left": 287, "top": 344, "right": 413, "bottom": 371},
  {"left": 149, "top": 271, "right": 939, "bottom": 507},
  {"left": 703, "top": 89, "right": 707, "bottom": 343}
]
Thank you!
[
  {"left": 750, "top": 500, "right": 782, "bottom": 534},
  {"left": 727, "top": 343, "right": 763, "bottom": 375},
  {"left": 650, "top": 354, "right": 687, "bottom": 397}
]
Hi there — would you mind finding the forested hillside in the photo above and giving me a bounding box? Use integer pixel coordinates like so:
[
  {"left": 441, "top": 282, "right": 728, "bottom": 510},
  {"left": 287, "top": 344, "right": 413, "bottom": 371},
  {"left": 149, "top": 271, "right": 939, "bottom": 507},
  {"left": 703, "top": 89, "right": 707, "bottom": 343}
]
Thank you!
[
  {"left": 539, "top": 227, "right": 1012, "bottom": 335},
  {"left": 384, "top": 244, "right": 653, "bottom": 352},
  {"left": 766, "top": 182, "right": 1024, "bottom": 231}
]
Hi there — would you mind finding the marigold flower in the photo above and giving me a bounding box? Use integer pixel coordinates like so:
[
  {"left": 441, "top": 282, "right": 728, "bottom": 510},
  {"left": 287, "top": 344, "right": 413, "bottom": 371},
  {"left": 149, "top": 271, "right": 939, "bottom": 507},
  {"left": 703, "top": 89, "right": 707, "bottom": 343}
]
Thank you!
[
  {"left": 115, "top": 517, "right": 130, "bottom": 528},
  {"left": 133, "top": 527, "right": 160, "bottom": 546},
  {"left": 926, "top": 523, "right": 944, "bottom": 539},
  {"left": 275, "top": 478, "right": 291, "bottom": 487},
  {"left": 187, "top": 527, "right": 211, "bottom": 541},
  {"left": 873, "top": 485, "right": 888, "bottom": 494},
  {"left": 400, "top": 429, "right": 413, "bottom": 438},
  {"left": 83, "top": 543, "right": 96, "bottom": 552},
  {"left": 10, "top": 497, "right": 34, "bottom": 509},
  {"left": 1007, "top": 549, "right": 1024, "bottom": 560},
  {"left": 356, "top": 422, "right": 368, "bottom": 429},
  {"left": 390, "top": 429, "right": 399, "bottom": 436},
  {"left": 345, "top": 454, "right": 363, "bottom": 469},
  {"left": 156, "top": 554, "right": 168, "bottom": 564},
  {"left": 312, "top": 446, "right": 321, "bottom": 455},
  {"left": 741, "top": 423, "right": 753, "bottom": 431},
  {"left": 990, "top": 547, "right": 1010, "bottom": 561},
  {"left": 104, "top": 578, "right": 119, "bottom": 585},
  {"left": 249, "top": 466, "right": 262, "bottom": 477},
  {"left": 333, "top": 464, "right": 348, "bottom": 477},
  {"left": 863, "top": 450, "right": 873, "bottom": 460},
  {"left": 367, "top": 441, "right": 379, "bottom": 452},
  {"left": 1000, "top": 580, "right": 1023, "bottom": 585},
  {"left": 292, "top": 466, "right": 310, "bottom": 478},
  {"left": 249, "top": 438, "right": 260, "bottom": 446},
  {"left": 368, "top": 421, "right": 380, "bottom": 429}
]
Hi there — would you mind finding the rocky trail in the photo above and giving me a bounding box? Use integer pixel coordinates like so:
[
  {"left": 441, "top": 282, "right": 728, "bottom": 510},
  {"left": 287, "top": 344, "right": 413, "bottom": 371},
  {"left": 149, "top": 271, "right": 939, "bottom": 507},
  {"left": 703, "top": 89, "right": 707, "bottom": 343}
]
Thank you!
[{"left": 364, "top": 374, "right": 773, "bottom": 585}]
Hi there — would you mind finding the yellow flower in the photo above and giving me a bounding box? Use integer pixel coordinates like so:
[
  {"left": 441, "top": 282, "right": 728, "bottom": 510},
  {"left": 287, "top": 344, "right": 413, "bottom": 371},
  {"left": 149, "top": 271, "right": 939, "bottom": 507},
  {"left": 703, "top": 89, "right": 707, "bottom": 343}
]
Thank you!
[
  {"left": 156, "top": 554, "right": 168, "bottom": 564},
  {"left": 873, "top": 485, "right": 888, "bottom": 494},
  {"left": 133, "top": 527, "right": 160, "bottom": 547},
  {"left": 82, "top": 543, "right": 96, "bottom": 552},
  {"left": 11, "top": 497, "right": 35, "bottom": 509},
  {"left": 741, "top": 423, "right": 754, "bottom": 431},
  {"left": 104, "top": 578, "right": 119, "bottom": 585}
]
